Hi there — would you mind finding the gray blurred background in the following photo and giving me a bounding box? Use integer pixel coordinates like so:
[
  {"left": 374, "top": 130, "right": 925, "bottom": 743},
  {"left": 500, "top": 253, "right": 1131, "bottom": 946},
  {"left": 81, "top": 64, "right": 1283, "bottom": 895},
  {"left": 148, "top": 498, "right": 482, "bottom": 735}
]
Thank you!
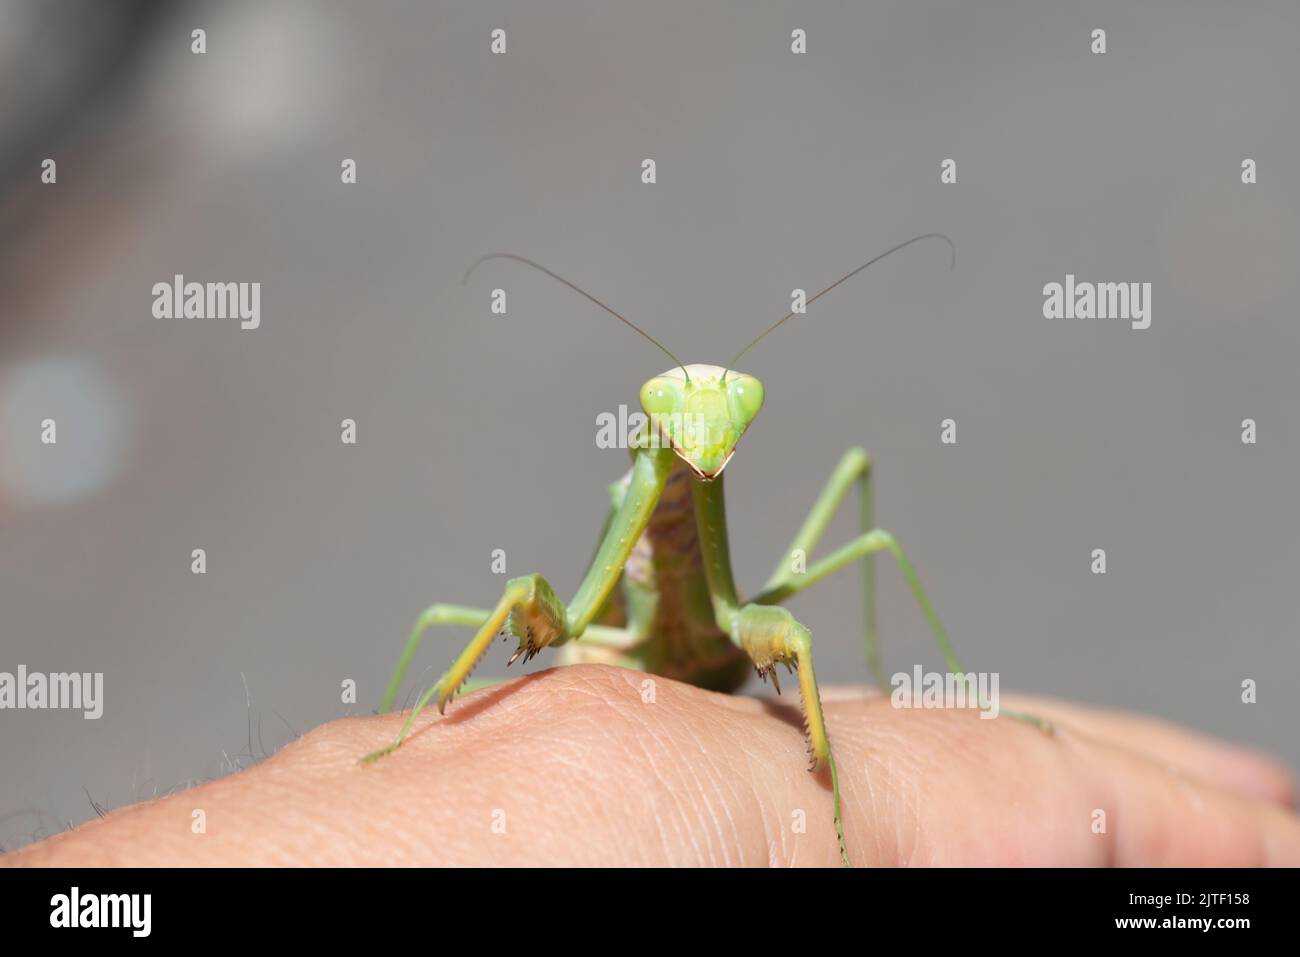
[{"left": 1, "top": 0, "right": 1297, "bottom": 851}]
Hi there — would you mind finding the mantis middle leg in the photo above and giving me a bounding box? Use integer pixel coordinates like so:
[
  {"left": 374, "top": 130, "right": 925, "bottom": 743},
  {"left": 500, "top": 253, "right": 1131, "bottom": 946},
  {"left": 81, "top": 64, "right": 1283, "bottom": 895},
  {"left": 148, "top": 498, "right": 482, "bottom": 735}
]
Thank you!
[
  {"left": 758, "top": 447, "right": 887, "bottom": 685},
  {"left": 756, "top": 447, "right": 964, "bottom": 685},
  {"left": 750, "top": 449, "right": 1051, "bottom": 731}
]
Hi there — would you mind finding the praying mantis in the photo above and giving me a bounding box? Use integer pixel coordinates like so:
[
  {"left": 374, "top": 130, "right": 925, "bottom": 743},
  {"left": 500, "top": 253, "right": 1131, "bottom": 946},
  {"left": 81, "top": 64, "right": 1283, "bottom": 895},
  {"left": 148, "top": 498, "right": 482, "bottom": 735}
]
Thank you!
[{"left": 363, "top": 234, "right": 1038, "bottom": 866}]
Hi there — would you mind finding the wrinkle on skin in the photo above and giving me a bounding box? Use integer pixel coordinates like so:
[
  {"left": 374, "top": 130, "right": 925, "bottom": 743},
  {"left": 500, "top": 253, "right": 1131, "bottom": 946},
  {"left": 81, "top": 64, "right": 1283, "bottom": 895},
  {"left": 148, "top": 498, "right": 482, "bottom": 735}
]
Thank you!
[
  {"left": 5, "top": 664, "right": 1298, "bottom": 868},
  {"left": 730, "top": 724, "right": 791, "bottom": 866},
  {"left": 631, "top": 697, "right": 716, "bottom": 865}
]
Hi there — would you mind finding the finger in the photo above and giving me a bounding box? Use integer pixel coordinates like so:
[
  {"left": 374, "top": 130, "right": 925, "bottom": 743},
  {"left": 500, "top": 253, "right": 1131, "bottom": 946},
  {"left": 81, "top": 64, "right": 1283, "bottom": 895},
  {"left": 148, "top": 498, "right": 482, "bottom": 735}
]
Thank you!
[
  {"left": 999, "top": 693, "right": 1295, "bottom": 809},
  {"left": 1094, "top": 730, "right": 1300, "bottom": 866},
  {"left": 813, "top": 684, "right": 1294, "bottom": 809},
  {"left": 823, "top": 694, "right": 1300, "bottom": 866}
]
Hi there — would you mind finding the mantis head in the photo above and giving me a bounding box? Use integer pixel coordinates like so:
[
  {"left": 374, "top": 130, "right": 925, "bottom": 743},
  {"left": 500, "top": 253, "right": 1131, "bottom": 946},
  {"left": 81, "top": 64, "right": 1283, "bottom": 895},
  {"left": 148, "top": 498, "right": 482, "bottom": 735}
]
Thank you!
[
  {"left": 640, "top": 364, "right": 763, "bottom": 480},
  {"left": 464, "top": 236, "right": 953, "bottom": 480}
]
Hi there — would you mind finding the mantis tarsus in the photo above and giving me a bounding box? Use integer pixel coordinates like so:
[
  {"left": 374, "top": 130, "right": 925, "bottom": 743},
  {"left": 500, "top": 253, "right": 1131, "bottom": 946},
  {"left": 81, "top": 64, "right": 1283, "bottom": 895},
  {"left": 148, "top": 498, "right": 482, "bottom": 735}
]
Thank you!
[{"left": 364, "top": 234, "right": 1034, "bottom": 866}]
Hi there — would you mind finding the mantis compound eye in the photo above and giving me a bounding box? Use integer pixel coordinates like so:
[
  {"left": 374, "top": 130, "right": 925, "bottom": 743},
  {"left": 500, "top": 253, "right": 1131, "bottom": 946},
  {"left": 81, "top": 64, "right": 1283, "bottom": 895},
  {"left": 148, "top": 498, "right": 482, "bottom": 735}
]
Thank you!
[
  {"left": 726, "top": 375, "right": 764, "bottom": 427},
  {"left": 639, "top": 377, "right": 683, "bottom": 418}
]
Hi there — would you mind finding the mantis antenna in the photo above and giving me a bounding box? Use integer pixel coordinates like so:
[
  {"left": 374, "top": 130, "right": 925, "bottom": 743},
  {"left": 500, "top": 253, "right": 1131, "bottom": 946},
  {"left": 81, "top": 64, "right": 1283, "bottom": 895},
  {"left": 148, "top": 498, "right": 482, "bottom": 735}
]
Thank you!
[
  {"left": 464, "top": 253, "right": 691, "bottom": 381},
  {"left": 722, "top": 232, "right": 955, "bottom": 381}
]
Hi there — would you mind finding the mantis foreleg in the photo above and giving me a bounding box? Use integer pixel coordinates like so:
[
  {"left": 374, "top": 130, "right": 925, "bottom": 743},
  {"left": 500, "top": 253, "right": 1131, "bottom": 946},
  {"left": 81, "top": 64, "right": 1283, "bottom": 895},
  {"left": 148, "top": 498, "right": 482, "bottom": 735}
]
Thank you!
[
  {"left": 691, "top": 473, "right": 851, "bottom": 867},
  {"left": 380, "top": 604, "right": 634, "bottom": 712},
  {"left": 381, "top": 604, "right": 490, "bottom": 713},
  {"left": 380, "top": 476, "right": 635, "bottom": 712},
  {"left": 364, "top": 444, "right": 674, "bottom": 761}
]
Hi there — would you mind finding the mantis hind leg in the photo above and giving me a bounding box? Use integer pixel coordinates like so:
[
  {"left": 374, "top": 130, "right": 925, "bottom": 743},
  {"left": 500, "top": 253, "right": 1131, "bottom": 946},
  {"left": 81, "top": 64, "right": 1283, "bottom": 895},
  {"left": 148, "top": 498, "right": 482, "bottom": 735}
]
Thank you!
[
  {"left": 761, "top": 448, "right": 885, "bottom": 685},
  {"left": 753, "top": 453, "right": 1053, "bottom": 734}
]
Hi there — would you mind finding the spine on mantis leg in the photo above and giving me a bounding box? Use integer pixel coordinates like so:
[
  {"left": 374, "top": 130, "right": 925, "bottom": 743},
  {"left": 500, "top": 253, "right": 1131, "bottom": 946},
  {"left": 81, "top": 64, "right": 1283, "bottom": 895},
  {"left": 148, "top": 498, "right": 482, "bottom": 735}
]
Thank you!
[
  {"left": 419, "top": 444, "right": 673, "bottom": 717},
  {"left": 692, "top": 476, "right": 834, "bottom": 771}
]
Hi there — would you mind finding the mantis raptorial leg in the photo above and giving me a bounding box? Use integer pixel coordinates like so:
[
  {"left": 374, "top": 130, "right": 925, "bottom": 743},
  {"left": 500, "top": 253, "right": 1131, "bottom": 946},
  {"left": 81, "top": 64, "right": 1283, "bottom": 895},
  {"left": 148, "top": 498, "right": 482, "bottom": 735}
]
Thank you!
[
  {"left": 691, "top": 473, "right": 851, "bottom": 866},
  {"left": 363, "top": 444, "right": 675, "bottom": 762},
  {"left": 379, "top": 478, "right": 634, "bottom": 713},
  {"left": 380, "top": 604, "right": 634, "bottom": 713},
  {"left": 380, "top": 604, "right": 490, "bottom": 713}
]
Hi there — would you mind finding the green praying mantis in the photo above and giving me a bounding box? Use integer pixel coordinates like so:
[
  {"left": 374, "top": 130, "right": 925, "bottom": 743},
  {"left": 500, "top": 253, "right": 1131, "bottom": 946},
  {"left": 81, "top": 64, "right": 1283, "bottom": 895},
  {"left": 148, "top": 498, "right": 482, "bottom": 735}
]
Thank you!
[{"left": 363, "top": 234, "right": 1045, "bottom": 866}]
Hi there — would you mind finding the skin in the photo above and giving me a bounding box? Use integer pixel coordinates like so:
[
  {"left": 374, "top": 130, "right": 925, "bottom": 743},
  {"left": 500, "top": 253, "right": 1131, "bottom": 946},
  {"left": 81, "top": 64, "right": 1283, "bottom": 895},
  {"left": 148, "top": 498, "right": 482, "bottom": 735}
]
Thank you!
[{"left": 5, "top": 664, "right": 1297, "bottom": 867}]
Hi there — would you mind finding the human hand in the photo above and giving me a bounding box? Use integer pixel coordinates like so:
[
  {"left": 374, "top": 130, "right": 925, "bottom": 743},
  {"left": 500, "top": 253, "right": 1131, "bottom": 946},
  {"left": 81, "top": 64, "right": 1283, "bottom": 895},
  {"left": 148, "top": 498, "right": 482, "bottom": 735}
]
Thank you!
[{"left": 6, "top": 665, "right": 1296, "bottom": 866}]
